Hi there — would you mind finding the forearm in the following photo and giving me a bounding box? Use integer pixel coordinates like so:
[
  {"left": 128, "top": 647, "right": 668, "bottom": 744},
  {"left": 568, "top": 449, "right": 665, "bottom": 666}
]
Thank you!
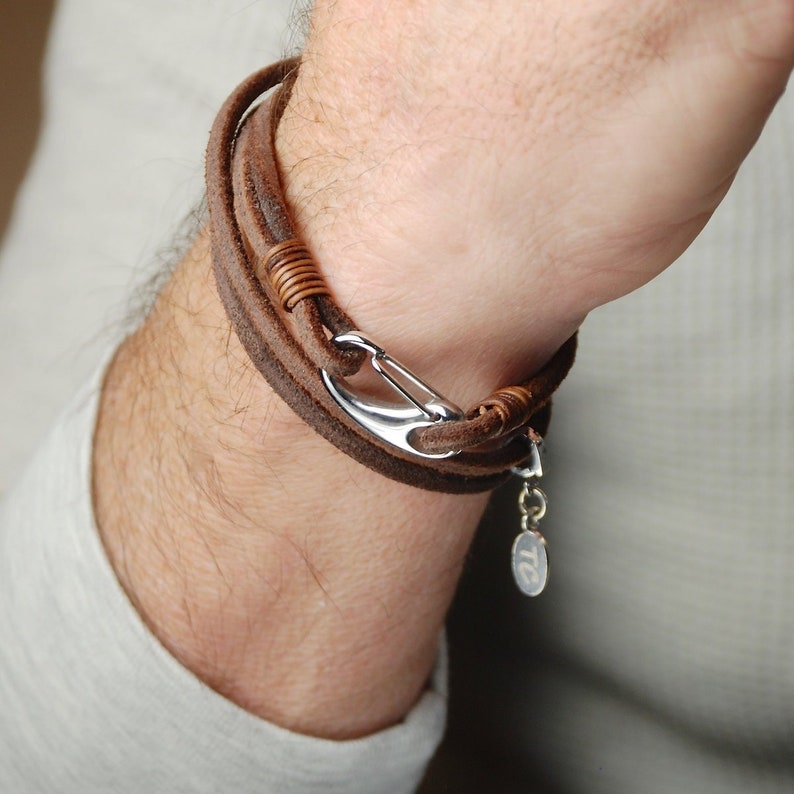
[
  {"left": 93, "top": 2, "right": 570, "bottom": 741},
  {"left": 93, "top": 229, "right": 484, "bottom": 739}
]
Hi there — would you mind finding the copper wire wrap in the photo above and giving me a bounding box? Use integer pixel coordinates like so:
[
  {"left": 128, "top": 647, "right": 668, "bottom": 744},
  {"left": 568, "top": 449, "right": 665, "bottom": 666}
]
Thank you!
[
  {"left": 473, "top": 385, "right": 537, "bottom": 436},
  {"left": 264, "top": 238, "right": 330, "bottom": 311}
]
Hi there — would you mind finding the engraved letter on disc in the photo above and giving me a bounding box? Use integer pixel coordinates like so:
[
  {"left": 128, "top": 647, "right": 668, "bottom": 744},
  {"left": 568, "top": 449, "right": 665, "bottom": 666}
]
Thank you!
[{"left": 511, "top": 531, "right": 549, "bottom": 597}]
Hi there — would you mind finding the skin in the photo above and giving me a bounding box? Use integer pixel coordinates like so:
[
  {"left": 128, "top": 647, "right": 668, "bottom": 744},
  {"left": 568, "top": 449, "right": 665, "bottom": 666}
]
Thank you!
[{"left": 93, "top": 0, "right": 794, "bottom": 740}]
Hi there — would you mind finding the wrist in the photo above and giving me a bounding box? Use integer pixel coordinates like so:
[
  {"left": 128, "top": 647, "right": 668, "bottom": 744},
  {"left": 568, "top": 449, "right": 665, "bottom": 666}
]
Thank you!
[{"left": 275, "top": 35, "right": 584, "bottom": 409}]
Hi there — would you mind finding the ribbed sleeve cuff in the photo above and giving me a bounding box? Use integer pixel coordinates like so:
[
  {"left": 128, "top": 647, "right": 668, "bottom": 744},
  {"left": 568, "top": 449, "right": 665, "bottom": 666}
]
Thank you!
[{"left": 0, "top": 362, "right": 446, "bottom": 793}]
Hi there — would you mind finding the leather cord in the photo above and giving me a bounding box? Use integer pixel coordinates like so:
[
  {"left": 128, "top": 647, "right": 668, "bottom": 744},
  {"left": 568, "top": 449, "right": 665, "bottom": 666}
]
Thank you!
[{"left": 206, "top": 59, "right": 577, "bottom": 494}]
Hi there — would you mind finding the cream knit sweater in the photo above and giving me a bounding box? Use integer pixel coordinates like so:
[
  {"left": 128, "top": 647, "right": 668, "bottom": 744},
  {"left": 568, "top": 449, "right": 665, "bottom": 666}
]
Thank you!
[{"left": 1, "top": 1, "right": 791, "bottom": 791}]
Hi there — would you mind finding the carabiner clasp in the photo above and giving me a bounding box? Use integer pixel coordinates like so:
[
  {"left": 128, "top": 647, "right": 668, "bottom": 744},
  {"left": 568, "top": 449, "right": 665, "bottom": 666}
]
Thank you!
[
  {"left": 321, "top": 331, "right": 464, "bottom": 459},
  {"left": 510, "top": 428, "right": 546, "bottom": 480}
]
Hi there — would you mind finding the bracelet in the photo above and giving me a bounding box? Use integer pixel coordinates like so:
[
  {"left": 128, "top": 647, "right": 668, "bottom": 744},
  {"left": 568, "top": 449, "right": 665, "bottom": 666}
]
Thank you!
[
  {"left": 206, "top": 59, "right": 577, "bottom": 593},
  {"left": 206, "top": 58, "right": 576, "bottom": 497}
]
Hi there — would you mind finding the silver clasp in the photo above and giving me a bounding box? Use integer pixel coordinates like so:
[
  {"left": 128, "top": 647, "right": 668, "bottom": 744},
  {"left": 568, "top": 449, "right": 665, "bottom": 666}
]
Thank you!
[
  {"left": 510, "top": 428, "right": 546, "bottom": 480},
  {"left": 321, "top": 331, "right": 464, "bottom": 459}
]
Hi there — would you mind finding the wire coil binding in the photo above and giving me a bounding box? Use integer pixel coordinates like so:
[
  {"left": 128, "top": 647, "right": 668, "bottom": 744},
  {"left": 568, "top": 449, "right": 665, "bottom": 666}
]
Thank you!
[{"left": 264, "top": 238, "right": 330, "bottom": 311}]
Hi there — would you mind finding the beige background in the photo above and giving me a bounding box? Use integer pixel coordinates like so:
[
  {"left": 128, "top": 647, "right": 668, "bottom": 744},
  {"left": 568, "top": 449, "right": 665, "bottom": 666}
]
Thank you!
[{"left": 0, "top": 1, "right": 55, "bottom": 243}]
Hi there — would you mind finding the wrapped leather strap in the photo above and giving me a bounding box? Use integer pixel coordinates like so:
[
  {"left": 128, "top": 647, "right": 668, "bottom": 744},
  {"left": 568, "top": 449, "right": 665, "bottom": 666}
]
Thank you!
[{"left": 206, "top": 59, "right": 577, "bottom": 494}]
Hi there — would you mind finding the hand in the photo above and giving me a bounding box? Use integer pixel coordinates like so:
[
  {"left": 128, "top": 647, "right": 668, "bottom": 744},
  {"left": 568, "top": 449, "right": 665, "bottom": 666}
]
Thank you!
[{"left": 279, "top": 0, "right": 794, "bottom": 399}]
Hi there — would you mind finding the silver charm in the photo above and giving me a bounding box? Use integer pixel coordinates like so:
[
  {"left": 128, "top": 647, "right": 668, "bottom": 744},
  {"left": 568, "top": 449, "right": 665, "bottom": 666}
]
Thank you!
[
  {"left": 511, "top": 529, "right": 548, "bottom": 597},
  {"left": 511, "top": 432, "right": 550, "bottom": 596}
]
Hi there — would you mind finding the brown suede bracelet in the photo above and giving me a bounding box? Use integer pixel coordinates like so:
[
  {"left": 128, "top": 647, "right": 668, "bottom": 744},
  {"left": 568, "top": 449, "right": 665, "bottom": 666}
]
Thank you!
[{"left": 206, "top": 59, "right": 577, "bottom": 494}]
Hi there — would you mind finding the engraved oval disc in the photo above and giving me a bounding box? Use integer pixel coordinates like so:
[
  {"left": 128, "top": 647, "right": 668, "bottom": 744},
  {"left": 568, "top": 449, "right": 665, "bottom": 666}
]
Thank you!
[{"left": 511, "top": 531, "right": 549, "bottom": 597}]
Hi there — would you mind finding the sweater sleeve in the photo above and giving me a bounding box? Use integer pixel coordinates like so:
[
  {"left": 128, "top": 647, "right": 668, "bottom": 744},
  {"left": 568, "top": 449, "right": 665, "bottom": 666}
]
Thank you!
[{"left": 0, "top": 362, "right": 446, "bottom": 793}]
